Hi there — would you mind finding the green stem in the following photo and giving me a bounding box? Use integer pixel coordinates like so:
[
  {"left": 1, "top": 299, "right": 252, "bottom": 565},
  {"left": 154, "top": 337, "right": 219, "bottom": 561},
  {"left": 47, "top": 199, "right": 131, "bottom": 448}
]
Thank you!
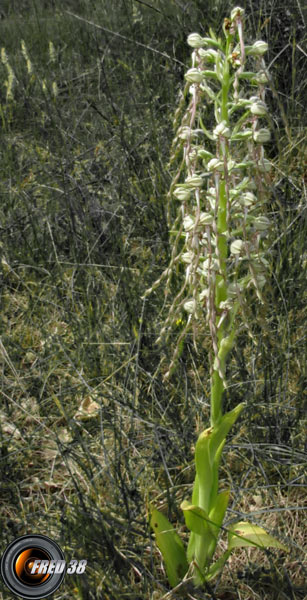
[{"left": 210, "top": 44, "right": 231, "bottom": 428}]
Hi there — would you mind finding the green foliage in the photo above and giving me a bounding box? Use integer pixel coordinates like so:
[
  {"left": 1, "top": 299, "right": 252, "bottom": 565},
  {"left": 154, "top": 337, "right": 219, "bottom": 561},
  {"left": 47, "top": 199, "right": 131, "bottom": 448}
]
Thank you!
[{"left": 149, "top": 507, "right": 189, "bottom": 587}]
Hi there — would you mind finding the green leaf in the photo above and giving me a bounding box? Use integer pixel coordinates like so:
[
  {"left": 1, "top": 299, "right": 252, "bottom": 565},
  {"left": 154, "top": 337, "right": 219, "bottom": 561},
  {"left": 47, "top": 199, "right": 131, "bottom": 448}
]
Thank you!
[
  {"left": 228, "top": 521, "right": 289, "bottom": 552},
  {"left": 180, "top": 501, "right": 211, "bottom": 536},
  {"left": 195, "top": 427, "right": 214, "bottom": 513},
  {"left": 208, "top": 490, "right": 230, "bottom": 538},
  {"left": 208, "top": 403, "right": 245, "bottom": 463},
  {"left": 208, "top": 440, "right": 226, "bottom": 511},
  {"left": 150, "top": 507, "right": 189, "bottom": 587}
]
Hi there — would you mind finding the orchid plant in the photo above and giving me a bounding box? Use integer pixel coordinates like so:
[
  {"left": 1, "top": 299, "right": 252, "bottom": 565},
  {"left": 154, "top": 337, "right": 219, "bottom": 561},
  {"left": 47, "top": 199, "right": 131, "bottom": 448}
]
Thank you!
[{"left": 145, "top": 7, "right": 289, "bottom": 590}]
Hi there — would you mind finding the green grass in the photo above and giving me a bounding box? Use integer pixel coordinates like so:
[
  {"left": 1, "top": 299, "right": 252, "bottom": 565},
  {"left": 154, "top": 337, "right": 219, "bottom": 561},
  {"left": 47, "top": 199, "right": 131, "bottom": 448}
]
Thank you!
[{"left": 0, "top": 1, "right": 306, "bottom": 598}]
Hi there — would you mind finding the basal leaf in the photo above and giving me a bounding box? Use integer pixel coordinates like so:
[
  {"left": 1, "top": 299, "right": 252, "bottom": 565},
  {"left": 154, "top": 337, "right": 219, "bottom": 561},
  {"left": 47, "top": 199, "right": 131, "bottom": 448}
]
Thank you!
[
  {"left": 228, "top": 521, "right": 289, "bottom": 552},
  {"left": 150, "top": 507, "right": 189, "bottom": 587}
]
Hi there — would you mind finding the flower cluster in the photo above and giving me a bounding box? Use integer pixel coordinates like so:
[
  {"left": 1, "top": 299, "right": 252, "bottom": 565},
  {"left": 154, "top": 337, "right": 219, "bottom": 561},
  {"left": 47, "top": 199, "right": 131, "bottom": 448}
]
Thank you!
[{"left": 144, "top": 7, "right": 272, "bottom": 380}]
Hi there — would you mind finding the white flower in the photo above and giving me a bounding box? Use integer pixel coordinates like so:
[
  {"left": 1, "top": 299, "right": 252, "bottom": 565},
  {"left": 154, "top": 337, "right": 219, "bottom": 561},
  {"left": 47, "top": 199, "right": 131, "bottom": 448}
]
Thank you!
[
  {"left": 213, "top": 120, "right": 231, "bottom": 138},
  {"left": 183, "top": 215, "right": 195, "bottom": 231},
  {"left": 185, "top": 68, "right": 204, "bottom": 83},
  {"left": 199, "top": 288, "right": 209, "bottom": 301},
  {"left": 184, "top": 299, "right": 197, "bottom": 313},
  {"left": 247, "top": 40, "right": 268, "bottom": 56},
  {"left": 231, "top": 239, "right": 244, "bottom": 255},
  {"left": 201, "top": 258, "right": 219, "bottom": 272},
  {"left": 250, "top": 100, "right": 268, "bottom": 116},
  {"left": 187, "top": 33, "right": 205, "bottom": 48},
  {"left": 173, "top": 187, "right": 191, "bottom": 201},
  {"left": 254, "top": 71, "right": 269, "bottom": 84},
  {"left": 231, "top": 6, "right": 245, "bottom": 20},
  {"left": 181, "top": 251, "right": 193, "bottom": 264},
  {"left": 207, "top": 158, "right": 224, "bottom": 172},
  {"left": 199, "top": 212, "right": 214, "bottom": 225},
  {"left": 185, "top": 174, "right": 203, "bottom": 188},
  {"left": 238, "top": 192, "right": 257, "bottom": 207},
  {"left": 253, "top": 216, "right": 270, "bottom": 230},
  {"left": 253, "top": 128, "right": 271, "bottom": 143}
]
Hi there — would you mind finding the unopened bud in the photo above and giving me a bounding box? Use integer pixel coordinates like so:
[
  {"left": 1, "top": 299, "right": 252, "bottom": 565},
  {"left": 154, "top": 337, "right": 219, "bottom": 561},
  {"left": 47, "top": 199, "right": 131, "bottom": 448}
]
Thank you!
[
  {"left": 185, "top": 68, "right": 204, "bottom": 83},
  {"left": 239, "top": 192, "right": 257, "bottom": 206},
  {"left": 231, "top": 7, "right": 245, "bottom": 20},
  {"left": 253, "top": 216, "right": 270, "bottom": 230},
  {"left": 247, "top": 40, "right": 268, "bottom": 56},
  {"left": 185, "top": 174, "right": 203, "bottom": 188},
  {"left": 227, "top": 159, "right": 237, "bottom": 171},
  {"left": 199, "top": 212, "right": 214, "bottom": 225},
  {"left": 253, "top": 71, "right": 269, "bottom": 84},
  {"left": 187, "top": 33, "right": 205, "bottom": 48},
  {"left": 253, "top": 128, "right": 271, "bottom": 143},
  {"left": 184, "top": 299, "right": 197, "bottom": 313},
  {"left": 250, "top": 100, "right": 268, "bottom": 116},
  {"left": 183, "top": 215, "right": 195, "bottom": 231},
  {"left": 181, "top": 251, "right": 193, "bottom": 264},
  {"left": 213, "top": 120, "right": 231, "bottom": 138},
  {"left": 208, "top": 158, "right": 224, "bottom": 172},
  {"left": 231, "top": 239, "right": 244, "bottom": 255},
  {"left": 173, "top": 187, "right": 191, "bottom": 201},
  {"left": 255, "top": 274, "right": 266, "bottom": 288}
]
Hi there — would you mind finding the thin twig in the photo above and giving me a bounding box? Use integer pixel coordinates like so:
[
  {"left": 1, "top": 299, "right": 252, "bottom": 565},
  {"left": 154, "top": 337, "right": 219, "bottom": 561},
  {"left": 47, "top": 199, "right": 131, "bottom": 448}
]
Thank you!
[{"left": 64, "top": 10, "right": 184, "bottom": 66}]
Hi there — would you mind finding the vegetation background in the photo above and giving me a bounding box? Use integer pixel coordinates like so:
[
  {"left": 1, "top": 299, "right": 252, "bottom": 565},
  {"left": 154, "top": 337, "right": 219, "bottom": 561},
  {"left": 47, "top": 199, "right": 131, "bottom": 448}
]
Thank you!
[{"left": 0, "top": 1, "right": 306, "bottom": 598}]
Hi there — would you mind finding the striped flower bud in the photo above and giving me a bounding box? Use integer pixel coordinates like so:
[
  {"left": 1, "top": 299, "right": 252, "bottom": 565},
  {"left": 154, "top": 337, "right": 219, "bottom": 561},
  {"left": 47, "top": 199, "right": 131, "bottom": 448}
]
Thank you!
[
  {"left": 253, "top": 71, "right": 269, "bottom": 84},
  {"left": 250, "top": 100, "right": 268, "bottom": 116},
  {"left": 238, "top": 192, "right": 257, "bottom": 207},
  {"left": 183, "top": 215, "right": 195, "bottom": 231},
  {"left": 207, "top": 158, "right": 224, "bottom": 172},
  {"left": 230, "top": 239, "right": 244, "bottom": 255},
  {"left": 253, "top": 128, "right": 271, "bottom": 143},
  {"left": 253, "top": 216, "right": 270, "bottom": 230},
  {"left": 247, "top": 40, "right": 268, "bottom": 56},
  {"left": 255, "top": 274, "right": 266, "bottom": 288},
  {"left": 185, "top": 174, "right": 203, "bottom": 188},
  {"left": 187, "top": 33, "right": 205, "bottom": 48},
  {"left": 173, "top": 187, "right": 192, "bottom": 201},
  {"left": 199, "top": 212, "right": 214, "bottom": 225},
  {"left": 185, "top": 68, "right": 204, "bottom": 83},
  {"left": 213, "top": 120, "right": 231, "bottom": 138}
]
